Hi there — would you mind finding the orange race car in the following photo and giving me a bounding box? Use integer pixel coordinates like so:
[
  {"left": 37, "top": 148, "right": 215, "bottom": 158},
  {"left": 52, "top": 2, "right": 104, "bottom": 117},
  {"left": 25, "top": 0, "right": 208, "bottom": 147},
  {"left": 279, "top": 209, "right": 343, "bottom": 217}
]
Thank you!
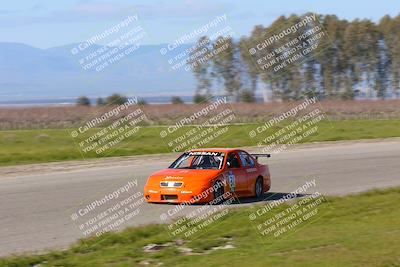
[{"left": 144, "top": 148, "right": 271, "bottom": 204}]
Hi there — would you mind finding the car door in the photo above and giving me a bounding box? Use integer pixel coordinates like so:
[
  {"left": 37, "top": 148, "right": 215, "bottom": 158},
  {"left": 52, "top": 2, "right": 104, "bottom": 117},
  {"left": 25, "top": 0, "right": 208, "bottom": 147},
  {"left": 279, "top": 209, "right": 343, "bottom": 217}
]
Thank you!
[
  {"left": 225, "top": 152, "right": 247, "bottom": 193},
  {"left": 238, "top": 151, "right": 258, "bottom": 191}
]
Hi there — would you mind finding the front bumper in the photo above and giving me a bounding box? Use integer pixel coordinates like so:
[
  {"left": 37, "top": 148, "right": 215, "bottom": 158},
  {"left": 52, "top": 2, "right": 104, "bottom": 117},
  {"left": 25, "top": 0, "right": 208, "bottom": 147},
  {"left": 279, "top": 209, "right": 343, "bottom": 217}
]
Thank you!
[{"left": 144, "top": 186, "right": 213, "bottom": 204}]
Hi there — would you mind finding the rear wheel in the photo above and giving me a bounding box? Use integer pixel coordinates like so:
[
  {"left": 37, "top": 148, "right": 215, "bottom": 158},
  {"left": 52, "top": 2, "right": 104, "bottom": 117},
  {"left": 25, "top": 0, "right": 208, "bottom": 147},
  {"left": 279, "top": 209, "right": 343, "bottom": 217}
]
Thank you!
[{"left": 255, "top": 177, "right": 264, "bottom": 198}]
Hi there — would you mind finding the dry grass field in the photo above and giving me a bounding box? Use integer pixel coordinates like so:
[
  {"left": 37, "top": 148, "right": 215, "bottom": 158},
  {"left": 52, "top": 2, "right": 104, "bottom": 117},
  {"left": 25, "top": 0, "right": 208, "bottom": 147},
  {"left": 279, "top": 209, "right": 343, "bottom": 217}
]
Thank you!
[{"left": 0, "top": 100, "right": 400, "bottom": 130}]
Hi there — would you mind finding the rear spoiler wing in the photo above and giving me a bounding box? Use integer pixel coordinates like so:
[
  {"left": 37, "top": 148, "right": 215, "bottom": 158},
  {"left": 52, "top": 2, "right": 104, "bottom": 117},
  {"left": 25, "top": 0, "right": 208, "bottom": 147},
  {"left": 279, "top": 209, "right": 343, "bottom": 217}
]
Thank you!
[{"left": 251, "top": 154, "right": 271, "bottom": 160}]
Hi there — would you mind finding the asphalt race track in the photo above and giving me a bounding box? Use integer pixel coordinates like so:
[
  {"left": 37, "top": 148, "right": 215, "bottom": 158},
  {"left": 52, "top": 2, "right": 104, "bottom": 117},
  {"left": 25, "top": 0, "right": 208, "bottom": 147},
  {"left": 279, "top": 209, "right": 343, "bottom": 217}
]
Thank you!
[{"left": 1, "top": 139, "right": 399, "bottom": 256}]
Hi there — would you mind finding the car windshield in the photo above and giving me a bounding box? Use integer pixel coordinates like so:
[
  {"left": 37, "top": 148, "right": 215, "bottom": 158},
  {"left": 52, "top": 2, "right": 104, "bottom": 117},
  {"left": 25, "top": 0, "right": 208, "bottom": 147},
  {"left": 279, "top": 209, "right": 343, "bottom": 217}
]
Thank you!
[{"left": 169, "top": 151, "right": 225, "bottom": 170}]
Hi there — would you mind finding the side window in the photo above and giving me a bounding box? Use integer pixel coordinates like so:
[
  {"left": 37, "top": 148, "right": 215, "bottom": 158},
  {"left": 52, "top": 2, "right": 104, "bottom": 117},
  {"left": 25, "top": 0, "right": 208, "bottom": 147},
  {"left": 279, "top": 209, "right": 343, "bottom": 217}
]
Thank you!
[
  {"left": 247, "top": 155, "right": 255, "bottom": 167},
  {"left": 239, "top": 152, "right": 255, "bottom": 167},
  {"left": 227, "top": 153, "right": 241, "bottom": 168}
]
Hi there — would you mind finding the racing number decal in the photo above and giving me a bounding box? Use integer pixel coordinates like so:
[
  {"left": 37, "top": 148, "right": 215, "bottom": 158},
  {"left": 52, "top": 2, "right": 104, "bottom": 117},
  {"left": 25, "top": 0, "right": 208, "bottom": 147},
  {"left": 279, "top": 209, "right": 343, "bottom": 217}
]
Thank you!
[{"left": 228, "top": 171, "right": 236, "bottom": 192}]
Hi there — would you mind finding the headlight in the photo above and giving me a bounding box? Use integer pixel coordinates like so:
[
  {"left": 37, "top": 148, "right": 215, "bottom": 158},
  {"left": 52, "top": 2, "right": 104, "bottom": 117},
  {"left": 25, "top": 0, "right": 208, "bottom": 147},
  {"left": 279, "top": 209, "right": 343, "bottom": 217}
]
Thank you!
[{"left": 148, "top": 190, "right": 159, "bottom": 194}]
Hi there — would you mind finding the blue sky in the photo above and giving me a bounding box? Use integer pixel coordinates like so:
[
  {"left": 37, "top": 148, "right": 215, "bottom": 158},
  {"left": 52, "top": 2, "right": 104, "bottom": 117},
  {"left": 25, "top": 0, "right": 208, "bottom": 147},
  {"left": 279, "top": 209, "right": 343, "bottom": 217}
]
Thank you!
[{"left": 0, "top": 0, "right": 399, "bottom": 48}]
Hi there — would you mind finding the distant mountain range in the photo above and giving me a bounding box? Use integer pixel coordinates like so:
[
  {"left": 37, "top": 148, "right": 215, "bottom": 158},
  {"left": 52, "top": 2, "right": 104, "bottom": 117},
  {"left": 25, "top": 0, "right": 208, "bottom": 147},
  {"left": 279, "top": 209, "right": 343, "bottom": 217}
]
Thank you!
[{"left": 0, "top": 42, "right": 197, "bottom": 102}]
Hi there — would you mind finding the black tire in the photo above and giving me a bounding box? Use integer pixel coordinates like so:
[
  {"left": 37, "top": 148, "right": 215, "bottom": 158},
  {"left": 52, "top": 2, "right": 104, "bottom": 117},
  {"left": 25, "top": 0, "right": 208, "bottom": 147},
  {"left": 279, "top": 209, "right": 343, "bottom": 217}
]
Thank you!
[
  {"left": 255, "top": 177, "right": 264, "bottom": 198},
  {"left": 213, "top": 181, "right": 225, "bottom": 204}
]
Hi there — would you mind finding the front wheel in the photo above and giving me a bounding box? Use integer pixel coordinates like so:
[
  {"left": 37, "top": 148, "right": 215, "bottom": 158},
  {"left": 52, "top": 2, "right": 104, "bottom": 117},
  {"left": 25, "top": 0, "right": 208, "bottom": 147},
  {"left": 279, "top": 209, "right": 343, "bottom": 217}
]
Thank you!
[
  {"left": 213, "top": 181, "right": 225, "bottom": 204},
  {"left": 255, "top": 177, "right": 264, "bottom": 198}
]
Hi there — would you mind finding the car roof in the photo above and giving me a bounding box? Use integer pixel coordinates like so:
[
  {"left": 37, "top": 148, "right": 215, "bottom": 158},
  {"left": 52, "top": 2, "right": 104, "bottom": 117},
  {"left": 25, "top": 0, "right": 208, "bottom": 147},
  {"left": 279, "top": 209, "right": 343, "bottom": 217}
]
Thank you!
[{"left": 189, "top": 148, "right": 239, "bottom": 153}]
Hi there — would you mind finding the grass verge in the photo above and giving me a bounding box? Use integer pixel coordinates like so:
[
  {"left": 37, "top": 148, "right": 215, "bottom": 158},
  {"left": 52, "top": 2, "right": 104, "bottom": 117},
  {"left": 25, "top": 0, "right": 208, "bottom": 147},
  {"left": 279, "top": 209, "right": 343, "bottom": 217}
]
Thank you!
[
  {"left": 0, "top": 119, "right": 400, "bottom": 166},
  {"left": 1, "top": 188, "right": 399, "bottom": 267}
]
